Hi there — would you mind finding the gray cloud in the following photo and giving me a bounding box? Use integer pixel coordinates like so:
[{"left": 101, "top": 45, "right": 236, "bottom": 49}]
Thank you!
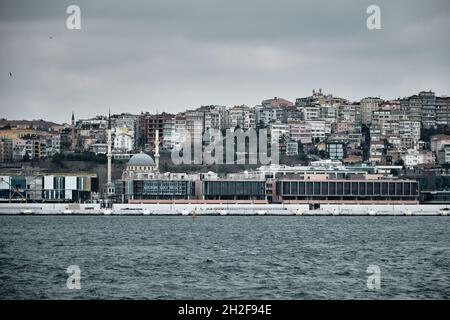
[{"left": 0, "top": 0, "right": 449, "bottom": 123}]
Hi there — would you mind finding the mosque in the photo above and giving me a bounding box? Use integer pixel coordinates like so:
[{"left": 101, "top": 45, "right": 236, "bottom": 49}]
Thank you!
[
  {"left": 121, "top": 129, "right": 160, "bottom": 181},
  {"left": 110, "top": 129, "right": 200, "bottom": 203}
]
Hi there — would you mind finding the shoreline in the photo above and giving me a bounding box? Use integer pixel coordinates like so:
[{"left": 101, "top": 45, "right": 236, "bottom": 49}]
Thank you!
[{"left": 1, "top": 203, "right": 448, "bottom": 216}]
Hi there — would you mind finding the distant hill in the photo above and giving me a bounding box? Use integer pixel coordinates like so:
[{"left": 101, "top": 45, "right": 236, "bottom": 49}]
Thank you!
[{"left": 0, "top": 119, "right": 62, "bottom": 131}]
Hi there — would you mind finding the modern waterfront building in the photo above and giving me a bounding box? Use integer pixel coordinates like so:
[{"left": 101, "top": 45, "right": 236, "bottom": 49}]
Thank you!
[
  {"left": 112, "top": 153, "right": 421, "bottom": 204},
  {"left": 273, "top": 179, "right": 420, "bottom": 204},
  {"left": 202, "top": 180, "right": 267, "bottom": 201},
  {"left": 0, "top": 173, "right": 99, "bottom": 203},
  {"left": 119, "top": 179, "right": 198, "bottom": 202}
]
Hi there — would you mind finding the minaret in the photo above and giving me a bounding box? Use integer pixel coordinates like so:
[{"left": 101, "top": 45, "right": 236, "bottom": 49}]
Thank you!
[
  {"left": 155, "top": 128, "right": 160, "bottom": 172},
  {"left": 71, "top": 111, "right": 76, "bottom": 151},
  {"left": 107, "top": 110, "right": 112, "bottom": 185}
]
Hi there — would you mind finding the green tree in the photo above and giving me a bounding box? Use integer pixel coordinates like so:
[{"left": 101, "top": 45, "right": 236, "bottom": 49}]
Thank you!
[{"left": 22, "top": 153, "right": 30, "bottom": 162}]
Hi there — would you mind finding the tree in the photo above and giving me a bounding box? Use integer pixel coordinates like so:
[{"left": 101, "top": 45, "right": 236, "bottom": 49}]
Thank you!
[
  {"left": 318, "top": 150, "right": 329, "bottom": 159},
  {"left": 51, "top": 153, "right": 65, "bottom": 168},
  {"left": 297, "top": 142, "right": 304, "bottom": 154},
  {"left": 361, "top": 124, "right": 371, "bottom": 161},
  {"left": 22, "top": 153, "right": 30, "bottom": 162},
  {"left": 421, "top": 126, "right": 450, "bottom": 142}
]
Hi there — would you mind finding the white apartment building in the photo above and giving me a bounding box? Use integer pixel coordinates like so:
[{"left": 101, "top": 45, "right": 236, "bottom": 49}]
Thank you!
[
  {"left": 12, "top": 138, "right": 27, "bottom": 161},
  {"left": 204, "top": 110, "right": 221, "bottom": 130},
  {"left": 113, "top": 126, "right": 134, "bottom": 152},
  {"left": 227, "top": 105, "right": 255, "bottom": 129},
  {"left": 369, "top": 140, "right": 385, "bottom": 163},
  {"left": 185, "top": 111, "right": 204, "bottom": 146},
  {"left": 437, "top": 145, "right": 450, "bottom": 164},
  {"left": 286, "top": 141, "right": 299, "bottom": 156},
  {"left": 399, "top": 121, "right": 421, "bottom": 141},
  {"left": 402, "top": 149, "right": 435, "bottom": 168},
  {"left": 45, "top": 135, "right": 61, "bottom": 156},
  {"left": 319, "top": 105, "right": 337, "bottom": 124},
  {"left": 288, "top": 120, "right": 312, "bottom": 144},
  {"left": 338, "top": 103, "right": 361, "bottom": 124},
  {"left": 269, "top": 123, "right": 289, "bottom": 143},
  {"left": 172, "top": 115, "right": 187, "bottom": 148},
  {"left": 162, "top": 117, "right": 175, "bottom": 150},
  {"left": 301, "top": 106, "right": 320, "bottom": 121},
  {"left": 430, "top": 134, "right": 450, "bottom": 153},
  {"left": 309, "top": 120, "right": 327, "bottom": 141},
  {"left": 255, "top": 106, "right": 288, "bottom": 126}
]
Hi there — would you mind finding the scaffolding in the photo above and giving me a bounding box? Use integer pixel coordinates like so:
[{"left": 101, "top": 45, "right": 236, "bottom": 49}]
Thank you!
[{"left": 0, "top": 177, "right": 27, "bottom": 203}]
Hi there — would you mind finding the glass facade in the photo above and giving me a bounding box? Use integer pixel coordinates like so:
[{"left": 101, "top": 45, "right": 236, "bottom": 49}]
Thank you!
[
  {"left": 203, "top": 180, "right": 266, "bottom": 200},
  {"left": 278, "top": 180, "right": 419, "bottom": 201},
  {"left": 0, "top": 175, "right": 97, "bottom": 202},
  {"left": 131, "top": 180, "right": 195, "bottom": 199},
  {"left": 421, "top": 191, "right": 450, "bottom": 204}
]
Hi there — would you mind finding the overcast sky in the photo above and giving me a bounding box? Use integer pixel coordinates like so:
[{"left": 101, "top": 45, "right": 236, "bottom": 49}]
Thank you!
[{"left": 0, "top": 0, "right": 449, "bottom": 123}]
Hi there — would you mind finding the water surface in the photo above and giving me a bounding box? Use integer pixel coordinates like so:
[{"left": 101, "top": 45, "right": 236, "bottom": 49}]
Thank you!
[{"left": 1, "top": 216, "right": 449, "bottom": 299}]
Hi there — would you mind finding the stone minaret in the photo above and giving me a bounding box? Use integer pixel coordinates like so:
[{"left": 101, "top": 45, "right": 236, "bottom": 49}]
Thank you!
[
  {"left": 71, "top": 112, "right": 77, "bottom": 151},
  {"left": 107, "top": 110, "right": 112, "bottom": 185},
  {"left": 155, "top": 128, "right": 160, "bottom": 172}
]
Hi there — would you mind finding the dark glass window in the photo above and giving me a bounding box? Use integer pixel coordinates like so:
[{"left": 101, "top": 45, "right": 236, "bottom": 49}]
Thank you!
[
  {"left": 306, "top": 182, "right": 314, "bottom": 195},
  {"left": 321, "top": 182, "right": 328, "bottom": 195},
  {"left": 337, "top": 182, "right": 344, "bottom": 195},
  {"left": 291, "top": 182, "right": 298, "bottom": 194},
  {"left": 352, "top": 182, "right": 358, "bottom": 195},
  {"left": 344, "top": 182, "right": 351, "bottom": 194},
  {"left": 389, "top": 183, "right": 395, "bottom": 195},
  {"left": 329, "top": 182, "right": 336, "bottom": 195},
  {"left": 404, "top": 183, "right": 411, "bottom": 195},
  {"left": 374, "top": 182, "right": 381, "bottom": 195},
  {"left": 359, "top": 182, "right": 366, "bottom": 195},
  {"left": 314, "top": 182, "right": 320, "bottom": 195},
  {"left": 395, "top": 182, "right": 403, "bottom": 195},
  {"left": 299, "top": 182, "right": 305, "bottom": 195},
  {"left": 412, "top": 183, "right": 418, "bottom": 195}
]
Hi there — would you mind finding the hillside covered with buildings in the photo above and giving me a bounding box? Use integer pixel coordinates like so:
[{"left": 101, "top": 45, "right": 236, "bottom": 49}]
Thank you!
[{"left": 1, "top": 89, "right": 450, "bottom": 204}]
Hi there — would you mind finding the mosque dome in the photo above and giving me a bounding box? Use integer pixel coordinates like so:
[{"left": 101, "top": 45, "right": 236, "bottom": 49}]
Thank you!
[{"left": 127, "top": 152, "right": 155, "bottom": 166}]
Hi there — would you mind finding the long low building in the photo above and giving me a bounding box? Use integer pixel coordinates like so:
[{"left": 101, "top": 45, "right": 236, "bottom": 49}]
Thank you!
[
  {"left": 202, "top": 180, "right": 267, "bottom": 201},
  {"left": 0, "top": 173, "right": 99, "bottom": 203},
  {"left": 116, "top": 179, "right": 198, "bottom": 202},
  {"left": 273, "top": 179, "right": 420, "bottom": 204},
  {"left": 115, "top": 177, "right": 420, "bottom": 204},
  {"left": 113, "top": 153, "right": 422, "bottom": 205}
]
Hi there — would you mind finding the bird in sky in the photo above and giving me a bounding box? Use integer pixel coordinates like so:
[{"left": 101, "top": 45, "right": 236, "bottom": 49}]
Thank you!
[{"left": 9, "top": 72, "right": 12, "bottom": 77}]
